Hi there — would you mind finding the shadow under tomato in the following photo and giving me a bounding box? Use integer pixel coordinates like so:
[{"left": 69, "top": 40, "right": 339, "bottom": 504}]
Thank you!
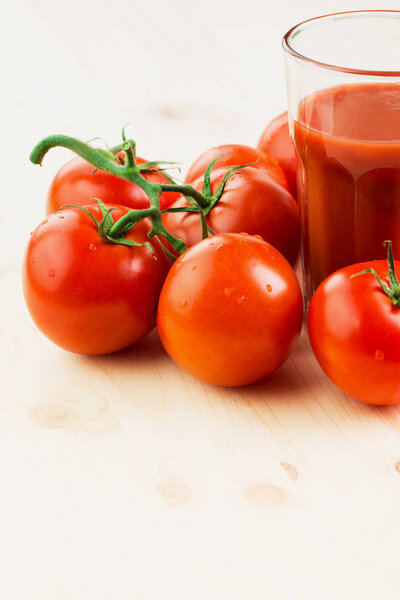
[
  {"left": 72, "top": 324, "right": 362, "bottom": 414},
  {"left": 97, "top": 326, "right": 317, "bottom": 401},
  {"left": 227, "top": 360, "right": 309, "bottom": 408},
  {"left": 366, "top": 402, "right": 400, "bottom": 420},
  {"left": 81, "top": 329, "right": 168, "bottom": 372},
  {"left": 210, "top": 331, "right": 318, "bottom": 407},
  {"left": 251, "top": 360, "right": 309, "bottom": 398}
]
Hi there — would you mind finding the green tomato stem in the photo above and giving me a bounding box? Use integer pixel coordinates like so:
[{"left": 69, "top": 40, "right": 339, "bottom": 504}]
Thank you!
[
  {"left": 30, "top": 134, "right": 191, "bottom": 256},
  {"left": 351, "top": 241, "right": 400, "bottom": 307},
  {"left": 30, "top": 135, "right": 126, "bottom": 177},
  {"left": 30, "top": 134, "right": 254, "bottom": 255},
  {"left": 158, "top": 182, "right": 209, "bottom": 209}
]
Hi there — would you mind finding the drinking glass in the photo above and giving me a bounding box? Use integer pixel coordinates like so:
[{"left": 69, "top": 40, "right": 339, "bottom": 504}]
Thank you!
[{"left": 283, "top": 10, "right": 400, "bottom": 308}]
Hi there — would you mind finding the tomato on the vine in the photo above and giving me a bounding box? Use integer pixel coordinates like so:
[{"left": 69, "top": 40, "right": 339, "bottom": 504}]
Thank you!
[
  {"left": 163, "top": 166, "right": 300, "bottom": 266},
  {"left": 157, "top": 233, "right": 303, "bottom": 387},
  {"left": 258, "top": 112, "right": 298, "bottom": 200},
  {"left": 46, "top": 155, "right": 179, "bottom": 215},
  {"left": 308, "top": 243, "right": 400, "bottom": 405},
  {"left": 23, "top": 204, "right": 170, "bottom": 355},
  {"left": 185, "top": 143, "right": 289, "bottom": 191}
]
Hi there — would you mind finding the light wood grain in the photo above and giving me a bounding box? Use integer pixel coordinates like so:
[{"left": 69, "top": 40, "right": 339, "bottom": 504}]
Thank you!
[{"left": 2, "top": 0, "right": 400, "bottom": 598}]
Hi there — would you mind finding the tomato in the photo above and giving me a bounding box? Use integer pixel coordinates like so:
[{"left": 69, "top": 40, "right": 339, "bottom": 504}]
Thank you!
[
  {"left": 258, "top": 112, "right": 298, "bottom": 200},
  {"left": 23, "top": 204, "right": 170, "bottom": 355},
  {"left": 46, "top": 155, "right": 179, "bottom": 215},
  {"left": 163, "top": 166, "right": 300, "bottom": 266},
  {"left": 308, "top": 256, "right": 400, "bottom": 405},
  {"left": 157, "top": 233, "right": 303, "bottom": 386},
  {"left": 185, "top": 143, "right": 289, "bottom": 191}
]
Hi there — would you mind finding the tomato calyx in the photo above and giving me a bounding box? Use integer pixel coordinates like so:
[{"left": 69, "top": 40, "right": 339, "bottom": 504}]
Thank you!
[
  {"left": 159, "top": 155, "right": 257, "bottom": 237},
  {"left": 160, "top": 156, "right": 257, "bottom": 238},
  {"left": 351, "top": 241, "right": 400, "bottom": 307},
  {"left": 192, "top": 155, "right": 258, "bottom": 216},
  {"left": 57, "top": 198, "right": 163, "bottom": 256}
]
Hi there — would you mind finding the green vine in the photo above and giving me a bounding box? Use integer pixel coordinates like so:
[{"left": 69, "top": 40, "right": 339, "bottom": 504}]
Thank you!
[
  {"left": 351, "top": 240, "right": 400, "bottom": 307},
  {"left": 30, "top": 131, "right": 253, "bottom": 260}
]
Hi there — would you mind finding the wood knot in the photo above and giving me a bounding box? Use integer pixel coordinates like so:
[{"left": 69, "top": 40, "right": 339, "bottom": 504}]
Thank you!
[
  {"left": 157, "top": 476, "right": 191, "bottom": 507},
  {"left": 280, "top": 462, "right": 299, "bottom": 481},
  {"left": 30, "top": 402, "right": 78, "bottom": 429},
  {"left": 243, "top": 483, "right": 285, "bottom": 507}
]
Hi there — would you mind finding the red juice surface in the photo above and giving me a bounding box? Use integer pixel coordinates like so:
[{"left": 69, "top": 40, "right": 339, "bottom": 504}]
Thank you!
[{"left": 294, "top": 83, "right": 400, "bottom": 301}]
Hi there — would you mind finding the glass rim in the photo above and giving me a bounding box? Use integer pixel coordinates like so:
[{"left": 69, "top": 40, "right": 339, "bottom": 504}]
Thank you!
[{"left": 282, "top": 10, "right": 400, "bottom": 77}]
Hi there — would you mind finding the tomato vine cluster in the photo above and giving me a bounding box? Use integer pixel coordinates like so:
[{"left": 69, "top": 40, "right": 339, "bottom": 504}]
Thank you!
[{"left": 24, "top": 116, "right": 400, "bottom": 402}]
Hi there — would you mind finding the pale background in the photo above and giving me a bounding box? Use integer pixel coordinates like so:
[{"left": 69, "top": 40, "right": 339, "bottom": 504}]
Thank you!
[{"left": 1, "top": 1, "right": 400, "bottom": 599}]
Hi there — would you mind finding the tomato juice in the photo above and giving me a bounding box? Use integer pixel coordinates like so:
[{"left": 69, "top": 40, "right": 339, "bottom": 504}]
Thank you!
[{"left": 294, "top": 83, "right": 400, "bottom": 300}]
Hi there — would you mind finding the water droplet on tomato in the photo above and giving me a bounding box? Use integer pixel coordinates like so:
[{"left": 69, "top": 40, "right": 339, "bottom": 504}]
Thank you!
[
  {"left": 192, "top": 265, "right": 197, "bottom": 270},
  {"left": 89, "top": 243, "right": 97, "bottom": 251},
  {"left": 47, "top": 269, "right": 56, "bottom": 278},
  {"left": 237, "top": 295, "right": 245, "bottom": 304},
  {"left": 224, "top": 287, "right": 235, "bottom": 297},
  {"left": 42, "top": 219, "right": 48, "bottom": 225},
  {"left": 266, "top": 284, "right": 272, "bottom": 292},
  {"left": 208, "top": 242, "right": 215, "bottom": 247},
  {"left": 375, "top": 349, "right": 385, "bottom": 361},
  {"left": 179, "top": 301, "right": 187, "bottom": 309},
  {"left": 59, "top": 215, "right": 64, "bottom": 219},
  {"left": 216, "top": 243, "right": 224, "bottom": 249},
  {"left": 253, "top": 235, "right": 263, "bottom": 240}
]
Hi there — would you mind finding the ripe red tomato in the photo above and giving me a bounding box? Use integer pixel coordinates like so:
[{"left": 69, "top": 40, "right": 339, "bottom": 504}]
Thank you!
[
  {"left": 258, "top": 112, "right": 298, "bottom": 200},
  {"left": 46, "top": 155, "right": 179, "bottom": 215},
  {"left": 157, "top": 233, "right": 303, "bottom": 386},
  {"left": 308, "top": 258, "right": 400, "bottom": 405},
  {"left": 23, "top": 205, "right": 170, "bottom": 355},
  {"left": 163, "top": 166, "right": 300, "bottom": 266},
  {"left": 185, "top": 143, "right": 289, "bottom": 191}
]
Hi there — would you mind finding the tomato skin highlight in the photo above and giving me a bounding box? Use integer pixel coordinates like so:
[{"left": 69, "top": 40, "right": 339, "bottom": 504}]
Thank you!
[
  {"left": 258, "top": 112, "right": 298, "bottom": 200},
  {"left": 23, "top": 205, "right": 170, "bottom": 355},
  {"left": 163, "top": 166, "right": 300, "bottom": 266},
  {"left": 308, "top": 260, "right": 400, "bottom": 405},
  {"left": 157, "top": 233, "right": 303, "bottom": 387},
  {"left": 185, "top": 143, "right": 289, "bottom": 191},
  {"left": 46, "top": 155, "right": 179, "bottom": 215}
]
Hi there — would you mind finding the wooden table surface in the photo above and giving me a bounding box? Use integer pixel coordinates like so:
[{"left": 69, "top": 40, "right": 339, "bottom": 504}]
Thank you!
[{"left": 2, "top": 0, "right": 400, "bottom": 598}]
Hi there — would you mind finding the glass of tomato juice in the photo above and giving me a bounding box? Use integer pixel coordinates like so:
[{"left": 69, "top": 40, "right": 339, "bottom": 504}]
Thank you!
[{"left": 283, "top": 11, "right": 400, "bottom": 308}]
